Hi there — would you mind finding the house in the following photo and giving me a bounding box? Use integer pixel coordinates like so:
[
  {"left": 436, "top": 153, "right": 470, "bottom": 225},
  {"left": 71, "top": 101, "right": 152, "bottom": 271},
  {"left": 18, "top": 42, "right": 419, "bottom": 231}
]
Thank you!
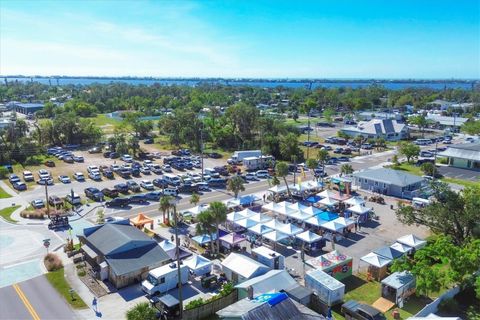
[
  {"left": 216, "top": 293, "right": 324, "bottom": 320},
  {"left": 235, "top": 270, "right": 298, "bottom": 299},
  {"left": 426, "top": 114, "right": 469, "bottom": 131},
  {"left": 221, "top": 253, "right": 270, "bottom": 284},
  {"left": 352, "top": 168, "right": 425, "bottom": 199},
  {"left": 8, "top": 102, "right": 44, "bottom": 115},
  {"left": 78, "top": 221, "right": 170, "bottom": 289},
  {"left": 437, "top": 143, "right": 480, "bottom": 171},
  {"left": 341, "top": 119, "right": 409, "bottom": 141}
]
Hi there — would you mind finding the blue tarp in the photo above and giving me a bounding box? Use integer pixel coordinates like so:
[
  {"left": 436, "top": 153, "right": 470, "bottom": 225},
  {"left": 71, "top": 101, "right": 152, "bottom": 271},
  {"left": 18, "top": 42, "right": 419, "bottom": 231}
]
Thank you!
[
  {"left": 254, "top": 292, "right": 289, "bottom": 306},
  {"left": 239, "top": 195, "right": 260, "bottom": 205}
]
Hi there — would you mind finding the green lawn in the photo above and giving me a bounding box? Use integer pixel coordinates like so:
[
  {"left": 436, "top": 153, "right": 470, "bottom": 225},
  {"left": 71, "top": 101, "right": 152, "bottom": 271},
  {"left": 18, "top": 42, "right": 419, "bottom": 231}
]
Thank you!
[
  {"left": 0, "top": 186, "right": 12, "bottom": 199},
  {"left": 45, "top": 268, "right": 87, "bottom": 309},
  {"left": 91, "top": 114, "right": 121, "bottom": 126},
  {"left": 0, "top": 205, "right": 20, "bottom": 223}
]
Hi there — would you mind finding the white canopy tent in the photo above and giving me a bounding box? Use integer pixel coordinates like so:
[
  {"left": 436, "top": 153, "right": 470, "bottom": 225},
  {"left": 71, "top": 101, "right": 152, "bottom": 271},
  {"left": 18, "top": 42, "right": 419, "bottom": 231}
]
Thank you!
[
  {"left": 183, "top": 254, "right": 212, "bottom": 276},
  {"left": 288, "top": 202, "right": 310, "bottom": 212},
  {"left": 332, "top": 217, "right": 356, "bottom": 227},
  {"left": 397, "top": 234, "right": 427, "bottom": 250},
  {"left": 344, "top": 196, "right": 366, "bottom": 206},
  {"left": 159, "top": 240, "right": 176, "bottom": 252},
  {"left": 288, "top": 210, "right": 315, "bottom": 221},
  {"left": 305, "top": 215, "right": 329, "bottom": 227},
  {"left": 263, "top": 230, "right": 289, "bottom": 242},
  {"left": 248, "top": 224, "right": 274, "bottom": 235},
  {"left": 276, "top": 222, "right": 303, "bottom": 236},
  {"left": 318, "top": 196, "right": 339, "bottom": 206},
  {"left": 300, "top": 180, "right": 323, "bottom": 191},
  {"left": 249, "top": 213, "right": 273, "bottom": 224},
  {"left": 182, "top": 204, "right": 209, "bottom": 217},
  {"left": 235, "top": 218, "right": 259, "bottom": 229},
  {"left": 264, "top": 219, "right": 288, "bottom": 231},
  {"left": 274, "top": 206, "right": 299, "bottom": 217},
  {"left": 300, "top": 206, "right": 323, "bottom": 216},
  {"left": 390, "top": 242, "right": 413, "bottom": 254},
  {"left": 321, "top": 220, "right": 347, "bottom": 233},
  {"left": 227, "top": 209, "right": 256, "bottom": 222},
  {"left": 347, "top": 204, "right": 372, "bottom": 215},
  {"left": 360, "top": 252, "right": 392, "bottom": 268},
  {"left": 262, "top": 202, "right": 277, "bottom": 212},
  {"left": 268, "top": 185, "right": 289, "bottom": 194},
  {"left": 317, "top": 190, "right": 337, "bottom": 199},
  {"left": 296, "top": 230, "right": 323, "bottom": 243}
]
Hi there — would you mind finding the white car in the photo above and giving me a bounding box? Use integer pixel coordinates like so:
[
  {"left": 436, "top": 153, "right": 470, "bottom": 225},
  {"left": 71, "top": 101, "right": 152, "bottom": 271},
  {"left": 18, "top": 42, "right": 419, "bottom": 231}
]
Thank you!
[
  {"left": 73, "top": 172, "right": 85, "bottom": 181},
  {"left": 38, "top": 169, "right": 51, "bottom": 180},
  {"left": 162, "top": 164, "right": 172, "bottom": 172},
  {"left": 143, "top": 160, "right": 153, "bottom": 168},
  {"left": 140, "top": 166, "right": 151, "bottom": 174},
  {"left": 245, "top": 173, "right": 256, "bottom": 181},
  {"left": 88, "top": 171, "right": 102, "bottom": 181},
  {"left": 255, "top": 170, "right": 269, "bottom": 178},
  {"left": 31, "top": 199, "right": 45, "bottom": 209},
  {"left": 87, "top": 165, "right": 100, "bottom": 174},
  {"left": 140, "top": 180, "right": 155, "bottom": 190},
  {"left": 23, "top": 171, "right": 34, "bottom": 182},
  {"left": 58, "top": 175, "right": 71, "bottom": 184},
  {"left": 110, "top": 164, "right": 120, "bottom": 172},
  {"left": 197, "top": 182, "right": 209, "bottom": 191},
  {"left": 121, "top": 154, "right": 133, "bottom": 162}
]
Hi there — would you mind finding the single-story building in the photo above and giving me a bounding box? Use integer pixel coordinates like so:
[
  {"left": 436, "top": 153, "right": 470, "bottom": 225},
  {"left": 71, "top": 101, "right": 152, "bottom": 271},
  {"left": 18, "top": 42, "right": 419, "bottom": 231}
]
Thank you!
[
  {"left": 221, "top": 253, "right": 270, "bottom": 284},
  {"left": 78, "top": 220, "right": 170, "bottom": 289},
  {"left": 8, "top": 102, "right": 44, "bottom": 115},
  {"left": 235, "top": 270, "right": 298, "bottom": 300},
  {"left": 352, "top": 168, "right": 425, "bottom": 199},
  {"left": 341, "top": 119, "right": 409, "bottom": 141},
  {"left": 426, "top": 114, "right": 469, "bottom": 131},
  {"left": 437, "top": 143, "right": 480, "bottom": 171}
]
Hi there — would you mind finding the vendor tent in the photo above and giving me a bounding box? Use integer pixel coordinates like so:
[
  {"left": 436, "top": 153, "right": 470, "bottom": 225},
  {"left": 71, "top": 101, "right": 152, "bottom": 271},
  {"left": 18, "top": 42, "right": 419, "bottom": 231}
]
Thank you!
[
  {"left": 264, "top": 219, "right": 289, "bottom": 231},
  {"left": 347, "top": 204, "right": 372, "bottom": 215},
  {"left": 321, "top": 220, "right": 346, "bottom": 233},
  {"left": 288, "top": 202, "right": 310, "bottom": 212},
  {"left": 381, "top": 271, "right": 416, "bottom": 306},
  {"left": 182, "top": 204, "right": 209, "bottom": 217},
  {"left": 268, "top": 185, "right": 288, "bottom": 194},
  {"left": 288, "top": 210, "right": 315, "bottom": 221},
  {"left": 300, "top": 180, "right": 323, "bottom": 191},
  {"left": 300, "top": 206, "right": 323, "bottom": 216},
  {"left": 305, "top": 215, "right": 329, "bottom": 227},
  {"left": 235, "top": 218, "right": 258, "bottom": 229},
  {"left": 159, "top": 239, "right": 176, "bottom": 252},
  {"left": 248, "top": 224, "right": 274, "bottom": 235},
  {"left": 184, "top": 254, "right": 212, "bottom": 276},
  {"left": 397, "top": 234, "right": 427, "bottom": 250},
  {"left": 249, "top": 213, "right": 273, "bottom": 224},
  {"left": 227, "top": 210, "right": 254, "bottom": 222},
  {"left": 390, "top": 242, "right": 413, "bottom": 254},
  {"left": 305, "top": 195, "right": 322, "bottom": 203},
  {"left": 318, "top": 196, "right": 338, "bottom": 206},
  {"left": 263, "top": 230, "right": 289, "bottom": 242},
  {"left": 192, "top": 233, "right": 216, "bottom": 245},
  {"left": 317, "top": 190, "right": 336, "bottom": 198},
  {"left": 220, "top": 233, "right": 246, "bottom": 246},
  {"left": 239, "top": 195, "right": 261, "bottom": 206},
  {"left": 296, "top": 230, "right": 323, "bottom": 244},
  {"left": 307, "top": 251, "right": 353, "bottom": 280},
  {"left": 318, "top": 211, "right": 339, "bottom": 221},
  {"left": 360, "top": 252, "right": 392, "bottom": 268},
  {"left": 374, "top": 246, "right": 404, "bottom": 260},
  {"left": 130, "top": 213, "right": 154, "bottom": 229},
  {"left": 262, "top": 202, "right": 277, "bottom": 212},
  {"left": 276, "top": 222, "right": 303, "bottom": 236},
  {"left": 345, "top": 197, "right": 366, "bottom": 206},
  {"left": 332, "top": 217, "right": 356, "bottom": 228}
]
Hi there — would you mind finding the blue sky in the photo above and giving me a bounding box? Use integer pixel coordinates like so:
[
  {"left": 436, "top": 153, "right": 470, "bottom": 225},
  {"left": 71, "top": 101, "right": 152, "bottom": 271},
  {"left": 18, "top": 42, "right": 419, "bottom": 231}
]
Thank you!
[{"left": 1, "top": 0, "right": 479, "bottom": 78}]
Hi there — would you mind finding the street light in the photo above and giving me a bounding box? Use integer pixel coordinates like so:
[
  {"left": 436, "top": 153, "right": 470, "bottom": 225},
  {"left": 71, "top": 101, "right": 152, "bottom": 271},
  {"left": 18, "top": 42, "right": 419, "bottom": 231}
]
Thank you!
[{"left": 169, "top": 197, "right": 183, "bottom": 318}]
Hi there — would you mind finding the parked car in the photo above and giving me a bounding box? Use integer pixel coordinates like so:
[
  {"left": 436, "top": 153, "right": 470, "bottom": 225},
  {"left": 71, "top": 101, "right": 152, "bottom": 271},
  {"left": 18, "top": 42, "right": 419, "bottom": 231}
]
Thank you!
[
  {"left": 102, "top": 169, "right": 114, "bottom": 179},
  {"left": 103, "top": 151, "right": 112, "bottom": 158},
  {"left": 38, "top": 169, "right": 51, "bottom": 180},
  {"left": 88, "top": 146, "right": 102, "bottom": 154},
  {"left": 23, "top": 171, "right": 34, "bottom": 182},
  {"left": 144, "top": 138, "right": 154, "bottom": 144},
  {"left": 255, "top": 170, "right": 269, "bottom": 178},
  {"left": 110, "top": 152, "right": 120, "bottom": 159},
  {"left": 341, "top": 300, "right": 385, "bottom": 320},
  {"left": 63, "top": 156, "right": 74, "bottom": 163},
  {"left": 151, "top": 164, "right": 163, "bottom": 174},
  {"left": 73, "top": 172, "right": 85, "bottom": 181},
  {"left": 140, "top": 166, "right": 151, "bottom": 175},
  {"left": 145, "top": 191, "right": 162, "bottom": 201},
  {"left": 121, "top": 154, "right": 133, "bottom": 162},
  {"left": 128, "top": 194, "right": 147, "bottom": 204},
  {"left": 208, "top": 152, "right": 222, "bottom": 159},
  {"left": 65, "top": 192, "right": 82, "bottom": 205},
  {"left": 338, "top": 156, "right": 350, "bottom": 162},
  {"left": 58, "top": 175, "right": 71, "bottom": 184},
  {"left": 334, "top": 148, "right": 344, "bottom": 154},
  {"left": 162, "top": 164, "right": 172, "bottom": 172},
  {"left": 13, "top": 181, "right": 27, "bottom": 191},
  {"left": 9, "top": 174, "right": 21, "bottom": 184},
  {"left": 88, "top": 171, "right": 102, "bottom": 181},
  {"left": 48, "top": 195, "right": 63, "bottom": 206},
  {"left": 73, "top": 156, "right": 84, "bottom": 162},
  {"left": 44, "top": 160, "right": 55, "bottom": 167},
  {"left": 110, "top": 164, "right": 121, "bottom": 172},
  {"left": 127, "top": 181, "right": 141, "bottom": 192},
  {"left": 114, "top": 183, "right": 129, "bottom": 193},
  {"left": 105, "top": 197, "right": 130, "bottom": 208},
  {"left": 153, "top": 178, "right": 168, "bottom": 188},
  {"left": 321, "top": 145, "right": 332, "bottom": 151},
  {"left": 101, "top": 188, "right": 119, "bottom": 198},
  {"left": 361, "top": 144, "right": 373, "bottom": 150},
  {"left": 140, "top": 180, "right": 155, "bottom": 190},
  {"left": 37, "top": 178, "right": 54, "bottom": 185},
  {"left": 197, "top": 182, "right": 209, "bottom": 191},
  {"left": 118, "top": 168, "right": 131, "bottom": 178},
  {"left": 31, "top": 199, "right": 45, "bottom": 209},
  {"left": 84, "top": 187, "right": 104, "bottom": 202}
]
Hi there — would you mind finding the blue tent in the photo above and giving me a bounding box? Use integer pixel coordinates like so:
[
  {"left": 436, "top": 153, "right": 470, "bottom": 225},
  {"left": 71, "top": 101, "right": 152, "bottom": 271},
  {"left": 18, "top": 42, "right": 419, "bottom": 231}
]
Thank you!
[
  {"left": 317, "top": 211, "right": 339, "bottom": 222},
  {"left": 239, "top": 195, "right": 260, "bottom": 206},
  {"left": 305, "top": 195, "right": 322, "bottom": 203}
]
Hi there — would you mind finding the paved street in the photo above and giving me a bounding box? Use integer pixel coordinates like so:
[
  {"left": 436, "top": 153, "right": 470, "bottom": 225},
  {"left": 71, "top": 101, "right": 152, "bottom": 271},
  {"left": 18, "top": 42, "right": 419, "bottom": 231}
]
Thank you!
[{"left": 0, "top": 275, "right": 76, "bottom": 320}]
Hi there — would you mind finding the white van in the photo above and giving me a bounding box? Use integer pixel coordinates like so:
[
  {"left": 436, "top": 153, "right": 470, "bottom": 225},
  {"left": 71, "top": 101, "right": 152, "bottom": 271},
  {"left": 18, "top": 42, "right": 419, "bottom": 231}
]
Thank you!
[
  {"left": 142, "top": 263, "right": 189, "bottom": 296},
  {"left": 163, "top": 174, "right": 182, "bottom": 186},
  {"left": 66, "top": 192, "right": 82, "bottom": 205},
  {"left": 163, "top": 188, "right": 178, "bottom": 196}
]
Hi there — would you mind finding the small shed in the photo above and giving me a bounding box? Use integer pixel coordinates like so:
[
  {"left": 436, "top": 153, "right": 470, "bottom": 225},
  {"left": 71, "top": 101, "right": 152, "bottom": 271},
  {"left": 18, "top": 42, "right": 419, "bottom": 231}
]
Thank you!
[
  {"left": 305, "top": 269, "right": 345, "bottom": 306},
  {"left": 381, "top": 271, "right": 416, "bottom": 307}
]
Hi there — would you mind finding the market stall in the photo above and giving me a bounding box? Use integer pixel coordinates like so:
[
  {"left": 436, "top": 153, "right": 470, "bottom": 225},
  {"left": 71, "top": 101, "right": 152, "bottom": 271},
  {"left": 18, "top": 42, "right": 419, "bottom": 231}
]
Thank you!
[
  {"left": 306, "top": 250, "right": 352, "bottom": 280},
  {"left": 276, "top": 222, "right": 303, "bottom": 236},
  {"left": 390, "top": 242, "right": 413, "bottom": 255},
  {"left": 248, "top": 212, "right": 273, "bottom": 224},
  {"left": 219, "top": 232, "right": 246, "bottom": 250},
  {"left": 396, "top": 234, "right": 427, "bottom": 250},
  {"left": 248, "top": 224, "right": 274, "bottom": 235},
  {"left": 360, "top": 252, "right": 392, "bottom": 280},
  {"left": 373, "top": 246, "right": 404, "bottom": 260},
  {"left": 130, "top": 213, "right": 154, "bottom": 229},
  {"left": 381, "top": 271, "right": 416, "bottom": 307},
  {"left": 182, "top": 204, "right": 209, "bottom": 217},
  {"left": 234, "top": 218, "right": 258, "bottom": 229},
  {"left": 184, "top": 254, "right": 212, "bottom": 276}
]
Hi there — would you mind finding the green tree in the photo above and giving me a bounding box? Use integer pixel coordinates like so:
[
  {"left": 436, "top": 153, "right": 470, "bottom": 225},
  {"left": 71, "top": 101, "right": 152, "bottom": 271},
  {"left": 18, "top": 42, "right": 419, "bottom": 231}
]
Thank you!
[
  {"left": 340, "top": 164, "right": 354, "bottom": 176},
  {"left": 317, "top": 149, "right": 330, "bottom": 185},
  {"left": 227, "top": 175, "right": 245, "bottom": 199},
  {"left": 396, "top": 183, "right": 480, "bottom": 245},
  {"left": 461, "top": 120, "right": 480, "bottom": 135},
  {"left": 323, "top": 107, "right": 335, "bottom": 123},
  {"left": 279, "top": 132, "right": 303, "bottom": 162},
  {"left": 190, "top": 193, "right": 200, "bottom": 206},
  {"left": 96, "top": 209, "right": 104, "bottom": 224},
  {"left": 398, "top": 142, "right": 420, "bottom": 163},
  {"left": 420, "top": 162, "right": 438, "bottom": 177},
  {"left": 409, "top": 115, "right": 428, "bottom": 138},
  {"left": 392, "top": 154, "right": 399, "bottom": 166},
  {"left": 270, "top": 175, "right": 280, "bottom": 186},
  {"left": 275, "top": 161, "right": 291, "bottom": 198},
  {"left": 126, "top": 302, "right": 157, "bottom": 320},
  {"left": 159, "top": 196, "right": 172, "bottom": 224},
  {"left": 306, "top": 158, "right": 318, "bottom": 179},
  {"left": 196, "top": 210, "right": 216, "bottom": 253}
]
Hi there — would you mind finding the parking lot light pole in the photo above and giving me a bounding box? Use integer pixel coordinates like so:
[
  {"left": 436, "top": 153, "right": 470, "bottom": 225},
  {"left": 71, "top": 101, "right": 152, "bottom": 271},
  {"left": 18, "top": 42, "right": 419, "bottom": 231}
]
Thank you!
[
  {"left": 170, "top": 198, "right": 183, "bottom": 318},
  {"left": 44, "top": 183, "right": 50, "bottom": 218}
]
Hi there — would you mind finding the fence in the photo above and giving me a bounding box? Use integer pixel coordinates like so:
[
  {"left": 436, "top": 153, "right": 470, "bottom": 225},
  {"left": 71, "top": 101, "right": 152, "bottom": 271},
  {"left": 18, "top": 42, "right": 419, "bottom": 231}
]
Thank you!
[
  {"left": 183, "top": 290, "right": 238, "bottom": 320},
  {"left": 414, "top": 286, "right": 461, "bottom": 317}
]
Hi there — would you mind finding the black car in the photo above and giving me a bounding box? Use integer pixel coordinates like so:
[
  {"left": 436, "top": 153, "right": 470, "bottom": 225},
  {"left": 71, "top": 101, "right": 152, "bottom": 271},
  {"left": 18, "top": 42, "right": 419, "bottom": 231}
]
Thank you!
[
  {"left": 145, "top": 191, "right": 162, "bottom": 201},
  {"left": 109, "top": 152, "right": 120, "bottom": 159},
  {"left": 128, "top": 194, "right": 147, "bottom": 204},
  {"left": 338, "top": 156, "right": 350, "bottom": 162},
  {"left": 102, "top": 169, "right": 114, "bottom": 179},
  {"left": 179, "top": 184, "right": 199, "bottom": 193},
  {"left": 84, "top": 187, "right": 104, "bottom": 202},
  {"left": 208, "top": 152, "right": 222, "bottom": 159},
  {"left": 102, "top": 188, "right": 119, "bottom": 198},
  {"left": 103, "top": 151, "right": 112, "bottom": 158},
  {"left": 144, "top": 138, "right": 154, "bottom": 144},
  {"left": 88, "top": 146, "right": 102, "bottom": 154},
  {"left": 153, "top": 178, "right": 168, "bottom": 188},
  {"left": 114, "top": 183, "right": 129, "bottom": 193},
  {"left": 105, "top": 197, "right": 130, "bottom": 208},
  {"left": 131, "top": 167, "right": 141, "bottom": 177}
]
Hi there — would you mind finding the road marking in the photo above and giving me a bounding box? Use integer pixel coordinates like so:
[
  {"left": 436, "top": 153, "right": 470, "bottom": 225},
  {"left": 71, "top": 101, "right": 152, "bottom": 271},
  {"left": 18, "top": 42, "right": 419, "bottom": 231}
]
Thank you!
[{"left": 12, "top": 283, "right": 41, "bottom": 320}]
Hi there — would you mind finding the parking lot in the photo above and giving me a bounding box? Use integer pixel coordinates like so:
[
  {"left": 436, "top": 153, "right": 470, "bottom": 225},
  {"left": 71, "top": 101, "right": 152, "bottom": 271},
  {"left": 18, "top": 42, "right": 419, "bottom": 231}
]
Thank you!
[{"left": 438, "top": 166, "right": 480, "bottom": 181}]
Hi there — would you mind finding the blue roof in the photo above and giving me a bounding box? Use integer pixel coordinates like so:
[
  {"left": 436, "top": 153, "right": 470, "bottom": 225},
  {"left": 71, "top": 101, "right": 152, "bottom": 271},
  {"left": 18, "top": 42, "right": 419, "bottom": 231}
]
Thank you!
[
  {"left": 317, "top": 211, "right": 339, "bottom": 221},
  {"left": 254, "top": 292, "right": 289, "bottom": 306},
  {"left": 305, "top": 195, "right": 322, "bottom": 203}
]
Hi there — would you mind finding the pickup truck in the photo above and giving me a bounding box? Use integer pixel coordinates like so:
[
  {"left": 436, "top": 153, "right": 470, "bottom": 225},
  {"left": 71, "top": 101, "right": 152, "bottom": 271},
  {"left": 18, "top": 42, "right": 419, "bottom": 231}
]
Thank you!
[{"left": 341, "top": 300, "right": 386, "bottom": 320}]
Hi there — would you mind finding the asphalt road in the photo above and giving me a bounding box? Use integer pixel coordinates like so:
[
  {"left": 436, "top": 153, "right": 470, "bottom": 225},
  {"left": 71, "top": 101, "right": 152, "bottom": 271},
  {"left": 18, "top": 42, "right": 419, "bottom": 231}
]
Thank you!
[{"left": 0, "top": 275, "right": 75, "bottom": 320}]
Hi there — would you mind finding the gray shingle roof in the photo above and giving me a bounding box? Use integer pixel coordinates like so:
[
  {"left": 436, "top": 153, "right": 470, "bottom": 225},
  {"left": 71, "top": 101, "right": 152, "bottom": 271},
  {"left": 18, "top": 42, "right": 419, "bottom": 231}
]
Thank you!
[
  {"left": 353, "top": 168, "right": 424, "bottom": 187},
  {"left": 342, "top": 119, "right": 406, "bottom": 136},
  {"left": 106, "top": 243, "right": 170, "bottom": 276}
]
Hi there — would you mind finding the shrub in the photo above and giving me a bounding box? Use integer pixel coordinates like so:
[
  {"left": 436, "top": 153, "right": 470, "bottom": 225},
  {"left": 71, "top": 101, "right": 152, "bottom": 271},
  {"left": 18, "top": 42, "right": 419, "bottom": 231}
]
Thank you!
[
  {"left": 0, "top": 167, "right": 9, "bottom": 179},
  {"left": 20, "top": 209, "right": 45, "bottom": 219},
  {"left": 44, "top": 253, "right": 63, "bottom": 271},
  {"left": 438, "top": 157, "right": 448, "bottom": 165},
  {"left": 77, "top": 269, "right": 86, "bottom": 277},
  {"left": 185, "top": 298, "right": 204, "bottom": 310},
  {"left": 25, "top": 155, "right": 45, "bottom": 166}
]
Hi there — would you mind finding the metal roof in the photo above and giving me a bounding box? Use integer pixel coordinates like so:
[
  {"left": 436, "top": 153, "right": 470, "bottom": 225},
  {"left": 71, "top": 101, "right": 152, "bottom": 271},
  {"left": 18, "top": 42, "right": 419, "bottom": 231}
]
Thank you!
[
  {"left": 381, "top": 271, "right": 415, "bottom": 290},
  {"left": 353, "top": 168, "right": 424, "bottom": 187},
  {"left": 235, "top": 270, "right": 297, "bottom": 294},
  {"left": 106, "top": 243, "right": 170, "bottom": 276},
  {"left": 438, "top": 143, "right": 480, "bottom": 160}
]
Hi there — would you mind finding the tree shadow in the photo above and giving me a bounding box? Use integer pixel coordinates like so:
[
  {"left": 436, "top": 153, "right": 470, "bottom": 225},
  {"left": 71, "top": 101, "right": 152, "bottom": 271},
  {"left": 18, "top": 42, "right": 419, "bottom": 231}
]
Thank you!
[{"left": 344, "top": 275, "right": 368, "bottom": 292}]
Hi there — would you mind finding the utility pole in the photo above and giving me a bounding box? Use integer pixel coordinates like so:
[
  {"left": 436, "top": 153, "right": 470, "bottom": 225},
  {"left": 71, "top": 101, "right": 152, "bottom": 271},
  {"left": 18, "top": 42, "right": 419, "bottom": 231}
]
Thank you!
[
  {"left": 306, "top": 112, "right": 311, "bottom": 159},
  {"left": 170, "top": 199, "right": 183, "bottom": 318},
  {"left": 44, "top": 183, "right": 50, "bottom": 218}
]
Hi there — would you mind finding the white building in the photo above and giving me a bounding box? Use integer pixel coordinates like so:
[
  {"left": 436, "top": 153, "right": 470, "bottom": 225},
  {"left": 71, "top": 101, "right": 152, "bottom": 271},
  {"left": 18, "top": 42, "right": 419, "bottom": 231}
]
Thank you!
[{"left": 341, "top": 119, "right": 409, "bottom": 141}]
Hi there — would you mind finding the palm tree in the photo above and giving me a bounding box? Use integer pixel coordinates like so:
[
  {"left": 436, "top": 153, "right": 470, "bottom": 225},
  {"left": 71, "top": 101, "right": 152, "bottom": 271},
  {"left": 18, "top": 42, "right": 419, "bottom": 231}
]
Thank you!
[
  {"left": 159, "top": 196, "right": 172, "bottom": 224},
  {"left": 270, "top": 176, "right": 280, "bottom": 186},
  {"left": 340, "top": 164, "right": 354, "bottom": 176},
  {"left": 190, "top": 193, "right": 200, "bottom": 206},
  {"left": 208, "top": 201, "right": 228, "bottom": 254},
  {"left": 317, "top": 149, "right": 330, "bottom": 187},
  {"left": 196, "top": 210, "right": 216, "bottom": 254},
  {"left": 275, "top": 161, "right": 291, "bottom": 198},
  {"left": 227, "top": 175, "right": 245, "bottom": 199},
  {"left": 126, "top": 302, "right": 157, "bottom": 320},
  {"left": 306, "top": 158, "right": 318, "bottom": 180}
]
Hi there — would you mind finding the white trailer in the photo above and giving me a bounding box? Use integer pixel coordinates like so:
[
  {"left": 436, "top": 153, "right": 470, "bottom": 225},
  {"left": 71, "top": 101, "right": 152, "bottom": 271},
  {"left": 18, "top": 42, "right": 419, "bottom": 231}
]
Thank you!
[
  {"left": 243, "top": 156, "right": 273, "bottom": 170},
  {"left": 141, "top": 263, "right": 189, "bottom": 296},
  {"left": 305, "top": 269, "right": 345, "bottom": 306},
  {"left": 251, "top": 246, "right": 285, "bottom": 270},
  {"left": 228, "top": 150, "right": 262, "bottom": 164}
]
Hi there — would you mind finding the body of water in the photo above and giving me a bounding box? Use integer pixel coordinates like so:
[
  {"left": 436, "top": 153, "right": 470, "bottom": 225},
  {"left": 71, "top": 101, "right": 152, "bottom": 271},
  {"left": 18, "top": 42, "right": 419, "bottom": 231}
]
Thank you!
[{"left": 2, "top": 77, "right": 478, "bottom": 90}]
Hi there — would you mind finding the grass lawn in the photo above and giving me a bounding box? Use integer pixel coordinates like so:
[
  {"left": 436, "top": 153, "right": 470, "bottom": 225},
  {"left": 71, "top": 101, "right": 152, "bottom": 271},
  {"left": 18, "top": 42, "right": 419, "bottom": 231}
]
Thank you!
[
  {"left": 0, "top": 186, "right": 12, "bottom": 199},
  {"left": 0, "top": 205, "right": 20, "bottom": 223},
  {"left": 45, "top": 268, "right": 87, "bottom": 309},
  {"left": 91, "top": 114, "right": 121, "bottom": 126}
]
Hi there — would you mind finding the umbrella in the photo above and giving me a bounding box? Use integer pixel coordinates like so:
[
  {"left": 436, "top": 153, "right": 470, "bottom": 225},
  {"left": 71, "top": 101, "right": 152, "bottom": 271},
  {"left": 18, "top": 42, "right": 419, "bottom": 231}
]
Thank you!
[
  {"left": 318, "top": 211, "right": 339, "bottom": 221},
  {"left": 249, "top": 213, "right": 273, "bottom": 224},
  {"left": 263, "top": 230, "right": 289, "bottom": 242},
  {"left": 373, "top": 246, "right": 404, "bottom": 260},
  {"left": 296, "top": 230, "right": 322, "bottom": 243},
  {"left": 159, "top": 240, "right": 176, "bottom": 252},
  {"left": 276, "top": 223, "right": 303, "bottom": 236},
  {"left": 397, "top": 234, "right": 427, "bottom": 250},
  {"left": 360, "top": 252, "right": 392, "bottom": 268},
  {"left": 235, "top": 218, "right": 258, "bottom": 229},
  {"left": 347, "top": 204, "right": 372, "bottom": 215},
  {"left": 219, "top": 233, "right": 246, "bottom": 245},
  {"left": 248, "top": 224, "right": 274, "bottom": 235},
  {"left": 305, "top": 215, "right": 328, "bottom": 227},
  {"left": 345, "top": 196, "right": 366, "bottom": 206},
  {"left": 320, "top": 220, "right": 346, "bottom": 232},
  {"left": 318, "top": 196, "right": 338, "bottom": 206},
  {"left": 390, "top": 242, "right": 413, "bottom": 254}
]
